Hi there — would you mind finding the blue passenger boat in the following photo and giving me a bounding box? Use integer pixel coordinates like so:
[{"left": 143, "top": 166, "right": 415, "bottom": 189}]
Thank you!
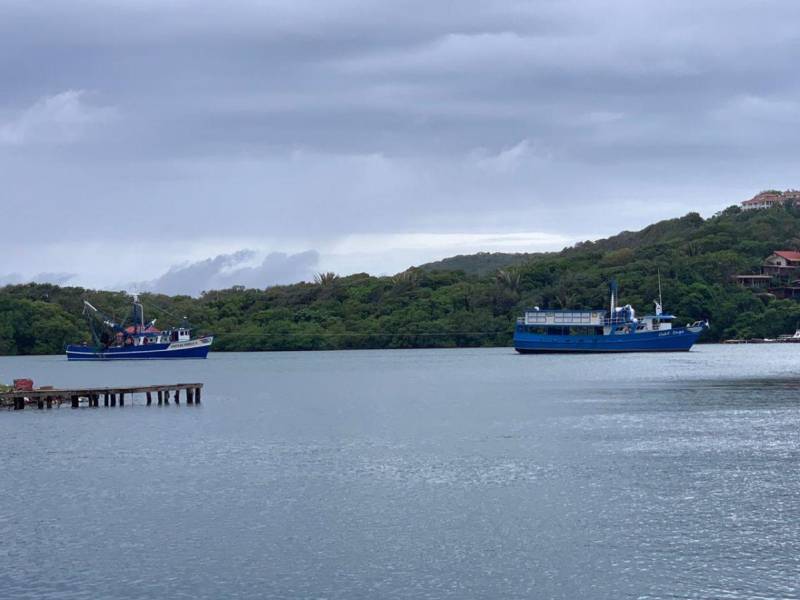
[
  {"left": 514, "top": 282, "right": 707, "bottom": 353},
  {"left": 66, "top": 296, "right": 213, "bottom": 361}
]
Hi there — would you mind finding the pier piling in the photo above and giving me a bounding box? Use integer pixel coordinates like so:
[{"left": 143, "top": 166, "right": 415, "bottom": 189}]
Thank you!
[{"left": 2, "top": 383, "right": 203, "bottom": 411}]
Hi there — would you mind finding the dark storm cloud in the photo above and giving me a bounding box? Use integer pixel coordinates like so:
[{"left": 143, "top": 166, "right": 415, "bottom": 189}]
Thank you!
[{"left": 2, "top": 0, "right": 800, "bottom": 290}]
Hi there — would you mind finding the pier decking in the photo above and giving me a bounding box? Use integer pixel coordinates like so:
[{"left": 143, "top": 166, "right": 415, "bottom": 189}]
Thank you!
[{"left": 0, "top": 383, "right": 203, "bottom": 410}]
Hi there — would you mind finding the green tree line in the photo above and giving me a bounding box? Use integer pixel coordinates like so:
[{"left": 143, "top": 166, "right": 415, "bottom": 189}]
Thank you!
[{"left": 3, "top": 204, "right": 800, "bottom": 355}]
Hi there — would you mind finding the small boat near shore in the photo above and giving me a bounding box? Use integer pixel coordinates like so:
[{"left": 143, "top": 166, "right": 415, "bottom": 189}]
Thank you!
[
  {"left": 66, "top": 296, "right": 213, "bottom": 361},
  {"left": 724, "top": 330, "right": 800, "bottom": 344},
  {"left": 514, "top": 281, "right": 708, "bottom": 353}
]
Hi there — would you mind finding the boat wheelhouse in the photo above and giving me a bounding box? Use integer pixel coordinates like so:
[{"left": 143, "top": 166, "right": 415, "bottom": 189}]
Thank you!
[
  {"left": 513, "top": 281, "right": 707, "bottom": 353},
  {"left": 66, "top": 296, "right": 213, "bottom": 361}
]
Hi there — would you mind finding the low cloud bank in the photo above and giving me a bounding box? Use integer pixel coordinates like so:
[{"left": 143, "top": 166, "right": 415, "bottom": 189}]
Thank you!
[
  {"left": 133, "top": 249, "right": 320, "bottom": 296},
  {"left": 0, "top": 272, "right": 76, "bottom": 287}
]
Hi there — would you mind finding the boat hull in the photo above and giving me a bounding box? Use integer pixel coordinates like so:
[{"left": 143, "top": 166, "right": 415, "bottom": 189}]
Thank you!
[
  {"left": 66, "top": 336, "right": 213, "bottom": 361},
  {"left": 514, "top": 327, "right": 703, "bottom": 353}
]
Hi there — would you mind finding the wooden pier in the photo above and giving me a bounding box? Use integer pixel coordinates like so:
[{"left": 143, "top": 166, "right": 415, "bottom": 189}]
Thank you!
[{"left": 0, "top": 383, "right": 203, "bottom": 410}]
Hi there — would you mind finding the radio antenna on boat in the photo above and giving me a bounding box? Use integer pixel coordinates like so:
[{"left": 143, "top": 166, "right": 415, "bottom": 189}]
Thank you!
[
  {"left": 657, "top": 269, "right": 663, "bottom": 307},
  {"left": 609, "top": 279, "right": 618, "bottom": 314},
  {"left": 654, "top": 269, "right": 664, "bottom": 316}
]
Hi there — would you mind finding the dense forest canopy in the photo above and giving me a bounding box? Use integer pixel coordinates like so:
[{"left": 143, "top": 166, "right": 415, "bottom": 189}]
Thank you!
[
  {"left": 419, "top": 251, "right": 544, "bottom": 276},
  {"left": 3, "top": 204, "right": 800, "bottom": 355}
]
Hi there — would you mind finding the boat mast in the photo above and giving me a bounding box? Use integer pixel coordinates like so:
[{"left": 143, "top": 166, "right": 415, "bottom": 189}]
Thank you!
[
  {"left": 609, "top": 279, "right": 618, "bottom": 314},
  {"left": 654, "top": 269, "right": 664, "bottom": 316},
  {"left": 132, "top": 294, "right": 144, "bottom": 333},
  {"left": 658, "top": 269, "right": 663, "bottom": 308}
]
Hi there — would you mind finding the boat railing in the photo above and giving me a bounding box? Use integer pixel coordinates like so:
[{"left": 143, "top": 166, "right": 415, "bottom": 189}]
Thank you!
[{"left": 602, "top": 316, "right": 633, "bottom": 326}]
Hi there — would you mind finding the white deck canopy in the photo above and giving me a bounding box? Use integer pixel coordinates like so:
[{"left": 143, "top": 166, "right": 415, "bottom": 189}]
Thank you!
[{"left": 524, "top": 309, "right": 606, "bottom": 326}]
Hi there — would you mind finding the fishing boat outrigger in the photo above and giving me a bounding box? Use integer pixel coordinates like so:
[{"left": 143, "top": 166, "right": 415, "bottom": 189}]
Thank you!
[
  {"left": 514, "top": 281, "right": 708, "bottom": 353},
  {"left": 66, "top": 295, "right": 213, "bottom": 361}
]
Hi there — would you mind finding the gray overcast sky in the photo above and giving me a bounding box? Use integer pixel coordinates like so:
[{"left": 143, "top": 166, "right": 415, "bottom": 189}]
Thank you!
[{"left": 1, "top": 0, "right": 799, "bottom": 293}]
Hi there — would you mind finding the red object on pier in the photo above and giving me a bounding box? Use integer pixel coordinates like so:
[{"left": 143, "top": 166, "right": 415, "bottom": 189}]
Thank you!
[{"left": 13, "top": 378, "right": 34, "bottom": 391}]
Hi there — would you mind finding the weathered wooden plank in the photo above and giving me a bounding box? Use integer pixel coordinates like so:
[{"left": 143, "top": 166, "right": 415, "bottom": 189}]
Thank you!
[
  {"left": 1, "top": 382, "right": 204, "bottom": 400},
  {"left": 2, "top": 383, "right": 204, "bottom": 410}
]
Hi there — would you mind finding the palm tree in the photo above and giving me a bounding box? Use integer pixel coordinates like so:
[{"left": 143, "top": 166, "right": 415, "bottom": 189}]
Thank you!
[
  {"left": 314, "top": 272, "right": 339, "bottom": 286},
  {"left": 495, "top": 268, "right": 520, "bottom": 293}
]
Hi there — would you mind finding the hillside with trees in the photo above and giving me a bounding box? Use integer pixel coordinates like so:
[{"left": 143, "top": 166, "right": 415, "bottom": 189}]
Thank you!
[
  {"left": 419, "top": 252, "right": 542, "bottom": 275},
  {"left": 3, "top": 204, "right": 800, "bottom": 355}
]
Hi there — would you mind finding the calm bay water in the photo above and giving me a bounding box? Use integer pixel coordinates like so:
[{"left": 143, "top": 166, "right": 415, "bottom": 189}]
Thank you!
[{"left": 1, "top": 345, "right": 799, "bottom": 599}]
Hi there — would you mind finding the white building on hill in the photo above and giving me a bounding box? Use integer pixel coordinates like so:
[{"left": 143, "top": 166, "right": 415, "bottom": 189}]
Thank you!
[{"left": 741, "top": 190, "right": 800, "bottom": 210}]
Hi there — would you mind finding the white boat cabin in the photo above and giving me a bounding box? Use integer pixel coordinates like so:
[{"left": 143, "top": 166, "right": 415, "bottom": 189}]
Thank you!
[
  {"left": 520, "top": 306, "right": 675, "bottom": 336},
  {"left": 122, "top": 327, "right": 192, "bottom": 346},
  {"left": 636, "top": 314, "right": 674, "bottom": 332}
]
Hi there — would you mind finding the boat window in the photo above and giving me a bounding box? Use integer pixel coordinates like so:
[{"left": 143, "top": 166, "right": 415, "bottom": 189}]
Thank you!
[
  {"left": 568, "top": 326, "right": 596, "bottom": 336},
  {"left": 525, "top": 326, "right": 548, "bottom": 335}
]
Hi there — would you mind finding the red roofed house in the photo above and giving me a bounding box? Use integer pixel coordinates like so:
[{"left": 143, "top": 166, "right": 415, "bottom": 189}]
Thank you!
[
  {"left": 741, "top": 190, "right": 800, "bottom": 210},
  {"left": 742, "top": 191, "right": 784, "bottom": 210},
  {"left": 785, "top": 190, "right": 800, "bottom": 202},
  {"left": 762, "top": 251, "right": 800, "bottom": 298},
  {"left": 763, "top": 251, "right": 800, "bottom": 277},
  {"left": 735, "top": 250, "right": 800, "bottom": 298}
]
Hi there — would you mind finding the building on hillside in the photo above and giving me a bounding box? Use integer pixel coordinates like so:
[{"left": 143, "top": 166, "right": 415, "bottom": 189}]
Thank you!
[
  {"left": 741, "top": 190, "right": 800, "bottom": 210},
  {"left": 762, "top": 250, "right": 800, "bottom": 278},
  {"left": 734, "top": 250, "right": 800, "bottom": 299},
  {"left": 734, "top": 274, "right": 772, "bottom": 289},
  {"left": 775, "top": 285, "right": 800, "bottom": 299}
]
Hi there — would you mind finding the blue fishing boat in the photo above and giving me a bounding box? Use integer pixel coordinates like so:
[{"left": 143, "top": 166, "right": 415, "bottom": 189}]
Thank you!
[
  {"left": 514, "top": 281, "right": 707, "bottom": 353},
  {"left": 66, "top": 296, "right": 213, "bottom": 361}
]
